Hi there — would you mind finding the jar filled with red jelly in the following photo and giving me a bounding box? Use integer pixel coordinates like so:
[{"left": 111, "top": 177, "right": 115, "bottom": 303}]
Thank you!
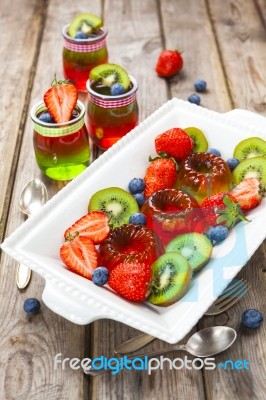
[
  {"left": 62, "top": 24, "right": 108, "bottom": 92},
  {"left": 86, "top": 75, "right": 139, "bottom": 150}
]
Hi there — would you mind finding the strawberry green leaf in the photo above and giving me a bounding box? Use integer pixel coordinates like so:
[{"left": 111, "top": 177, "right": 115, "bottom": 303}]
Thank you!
[{"left": 223, "top": 196, "right": 235, "bottom": 207}]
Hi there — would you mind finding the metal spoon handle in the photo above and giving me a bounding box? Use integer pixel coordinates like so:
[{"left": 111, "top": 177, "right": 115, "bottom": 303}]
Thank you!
[
  {"left": 16, "top": 214, "right": 32, "bottom": 289},
  {"left": 16, "top": 180, "right": 48, "bottom": 290},
  {"left": 115, "top": 333, "right": 155, "bottom": 355},
  {"left": 84, "top": 344, "right": 187, "bottom": 376},
  {"left": 16, "top": 263, "right": 32, "bottom": 289}
]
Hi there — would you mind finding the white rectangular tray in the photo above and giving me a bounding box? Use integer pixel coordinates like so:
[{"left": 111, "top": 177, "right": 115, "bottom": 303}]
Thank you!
[{"left": 2, "top": 99, "right": 266, "bottom": 344}]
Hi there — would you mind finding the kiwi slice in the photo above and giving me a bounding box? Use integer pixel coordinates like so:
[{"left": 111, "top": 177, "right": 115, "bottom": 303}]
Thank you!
[
  {"left": 88, "top": 187, "right": 139, "bottom": 228},
  {"left": 148, "top": 252, "right": 192, "bottom": 307},
  {"left": 233, "top": 137, "right": 266, "bottom": 161},
  {"left": 166, "top": 233, "right": 212, "bottom": 272},
  {"left": 89, "top": 63, "right": 130, "bottom": 90},
  {"left": 184, "top": 127, "right": 208, "bottom": 152},
  {"left": 232, "top": 156, "right": 266, "bottom": 195},
  {"left": 69, "top": 13, "right": 103, "bottom": 37}
]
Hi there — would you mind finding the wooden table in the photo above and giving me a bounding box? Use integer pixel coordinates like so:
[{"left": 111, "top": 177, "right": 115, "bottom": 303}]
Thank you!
[{"left": 1, "top": 0, "right": 266, "bottom": 398}]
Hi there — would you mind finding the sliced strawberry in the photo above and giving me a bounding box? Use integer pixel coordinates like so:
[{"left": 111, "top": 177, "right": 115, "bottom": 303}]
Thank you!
[
  {"left": 108, "top": 261, "right": 151, "bottom": 302},
  {"left": 44, "top": 76, "right": 78, "bottom": 123},
  {"left": 64, "top": 211, "right": 110, "bottom": 244},
  {"left": 201, "top": 192, "right": 248, "bottom": 227},
  {"left": 229, "top": 178, "right": 262, "bottom": 211},
  {"left": 60, "top": 235, "right": 98, "bottom": 280}
]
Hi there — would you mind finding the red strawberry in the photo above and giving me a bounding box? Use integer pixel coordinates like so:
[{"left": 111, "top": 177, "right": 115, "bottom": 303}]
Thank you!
[
  {"left": 229, "top": 178, "right": 262, "bottom": 211},
  {"left": 201, "top": 192, "right": 248, "bottom": 227},
  {"left": 155, "top": 50, "right": 183, "bottom": 77},
  {"left": 64, "top": 211, "right": 110, "bottom": 244},
  {"left": 60, "top": 235, "right": 98, "bottom": 280},
  {"left": 108, "top": 261, "right": 151, "bottom": 302},
  {"left": 144, "top": 156, "right": 177, "bottom": 197},
  {"left": 155, "top": 128, "right": 194, "bottom": 161},
  {"left": 44, "top": 76, "right": 78, "bottom": 123}
]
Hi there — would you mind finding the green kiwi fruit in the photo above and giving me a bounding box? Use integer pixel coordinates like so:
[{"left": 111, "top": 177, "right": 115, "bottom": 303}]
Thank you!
[
  {"left": 148, "top": 252, "right": 192, "bottom": 307},
  {"left": 233, "top": 137, "right": 266, "bottom": 161},
  {"left": 166, "top": 233, "right": 212, "bottom": 272},
  {"left": 232, "top": 156, "right": 266, "bottom": 194},
  {"left": 69, "top": 13, "right": 103, "bottom": 37},
  {"left": 184, "top": 127, "right": 208, "bottom": 152},
  {"left": 88, "top": 187, "right": 139, "bottom": 228},
  {"left": 89, "top": 63, "right": 130, "bottom": 90}
]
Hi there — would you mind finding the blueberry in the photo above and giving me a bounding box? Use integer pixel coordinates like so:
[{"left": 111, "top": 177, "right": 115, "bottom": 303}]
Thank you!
[
  {"left": 226, "top": 157, "right": 240, "bottom": 171},
  {"left": 23, "top": 298, "right": 41, "bottom": 315},
  {"left": 75, "top": 31, "right": 89, "bottom": 39},
  {"left": 129, "top": 212, "right": 147, "bottom": 225},
  {"left": 209, "top": 225, "right": 229, "bottom": 242},
  {"left": 110, "top": 83, "right": 126, "bottom": 96},
  {"left": 203, "top": 232, "right": 214, "bottom": 245},
  {"left": 194, "top": 79, "right": 207, "bottom": 93},
  {"left": 128, "top": 178, "right": 146, "bottom": 194},
  {"left": 38, "top": 111, "right": 54, "bottom": 123},
  {"left": 188, "top": 93, "right": 201, "bottom": 105},
  {"left": 71, "top": 109, "right": 79, "bottom": 120},
  {"left": 133, "top": 193, "right": 145, "bottom": 207},
  {"left": 92, "top": 267, "right": 109, "bottom": 286},
  {"left": 207, "top": 148, "right": 221, "bottom": 157},
  {"left": 241, "top": 309, "right": 263, "bottom": 329}
]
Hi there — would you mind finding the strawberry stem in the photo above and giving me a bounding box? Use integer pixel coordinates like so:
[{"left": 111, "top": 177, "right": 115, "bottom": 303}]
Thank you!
[
  {"left": 215, "top": 196, "right": 250, "bottom": 228},
  {"left": 51, "top": 74, "right": 70, "bottom": 87},
  {"left": 65, "top": 231, "right": 79, "bottom": 241},
  {"left": 149, "top": 153, "right": 177, "bottom": 167}
]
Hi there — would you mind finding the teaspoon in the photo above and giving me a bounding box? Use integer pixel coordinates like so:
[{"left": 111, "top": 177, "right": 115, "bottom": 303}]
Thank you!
[{"left": 16, "top": 179, "right": 48, "bottom": 289}]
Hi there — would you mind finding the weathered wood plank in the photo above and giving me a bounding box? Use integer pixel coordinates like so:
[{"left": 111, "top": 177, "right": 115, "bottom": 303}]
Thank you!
[
  {"left": 0, "top": 1, "right": 102, "bottom": 399},
  {"left": 0, "top": 0, "right": 46, "bottom": 237},
  {"left": 91, "top": 1, "right": 205, "bottom": 399},
  {"left": 256, "top": 0, "right": 266, "bottom": 25},
  {"left": 207, "top": 0, "right": 266, "bottom": 114},
  {"left": 160, "top": 0, "right": 232, "bottom": 113},
  {"left": 103, "top": 0, "right": 168, "bottom": 120}
]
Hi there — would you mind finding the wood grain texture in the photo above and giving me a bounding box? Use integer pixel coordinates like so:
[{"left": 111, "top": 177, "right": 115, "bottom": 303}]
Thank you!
[
  {"left": 207, "top": 0, "right": 266, "bottom": 114},
  {"left": 160, "top": 0, "right": 232, "bottom": 113},
  {"left": 103, "top": 0, "right": 168, "bottom": 120},
  {"left": 0, "top": 0, "right": 101, "bottom": 399},
  {"left": 256, "top": 0, "right": 266, "bottom": 26},
  {"left": 0, "top": 0, "right": 46, "bottom": 237}
]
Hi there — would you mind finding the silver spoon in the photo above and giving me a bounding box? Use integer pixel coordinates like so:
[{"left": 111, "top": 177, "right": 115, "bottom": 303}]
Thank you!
[
  {"left": 84, "top": 326, "right": 237, "bottom": 376},
  {"left": 16, "top": 179, "right": 48, "bottom": 289}
]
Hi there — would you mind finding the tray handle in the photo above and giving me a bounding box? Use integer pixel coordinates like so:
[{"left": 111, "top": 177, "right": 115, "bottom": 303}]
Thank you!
[{"left": 42, "top": 281, "right": 107, "bottom": 325}]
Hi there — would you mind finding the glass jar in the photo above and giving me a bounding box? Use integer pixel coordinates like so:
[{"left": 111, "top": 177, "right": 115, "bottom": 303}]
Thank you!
[
  {"left": 86, "top": 76, "right": 139, "bottom": 150},
  {"left": 31, "top": 100, "right": 90, "bottom": 180},
  {"left": 62, "top": 25, "right": 108, "bottom": 92}
]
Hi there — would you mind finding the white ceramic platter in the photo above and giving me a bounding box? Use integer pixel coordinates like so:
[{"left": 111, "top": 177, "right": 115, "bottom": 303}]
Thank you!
[{"left": 2, "top": 99, "right": 266, "bottom": 344}]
